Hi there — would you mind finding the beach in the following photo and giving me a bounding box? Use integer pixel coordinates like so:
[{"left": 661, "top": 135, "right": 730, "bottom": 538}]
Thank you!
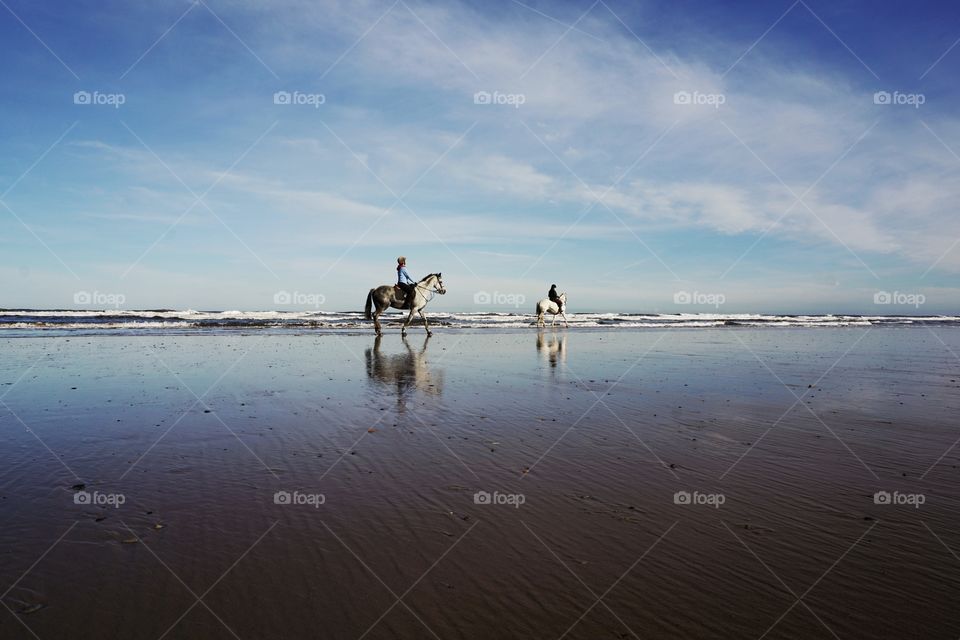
[
  {"left": 4, "top": 0, "right": 958, "bottom": 636},
  {"left": 2, "top": 326, "right": 960, "bottom": 639}
]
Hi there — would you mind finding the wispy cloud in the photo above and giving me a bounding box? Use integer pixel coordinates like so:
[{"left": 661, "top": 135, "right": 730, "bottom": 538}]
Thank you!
[{"left": 1, "top": 0, "right": 958, "bottom": 310}]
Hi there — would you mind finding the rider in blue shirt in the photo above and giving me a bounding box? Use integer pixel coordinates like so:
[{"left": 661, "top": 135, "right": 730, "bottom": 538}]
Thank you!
[{"left": 397, "top": 256, "right": 416, "bottom": 307}]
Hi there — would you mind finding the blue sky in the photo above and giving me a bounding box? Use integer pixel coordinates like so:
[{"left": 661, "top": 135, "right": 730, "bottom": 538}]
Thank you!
[{"left": 1, "top": 0, "right": 959, "bottom": 313}]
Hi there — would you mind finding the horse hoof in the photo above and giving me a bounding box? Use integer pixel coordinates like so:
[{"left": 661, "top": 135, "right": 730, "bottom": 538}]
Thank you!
[{"left": 427, "top": 331, "right": 433, "bottom": 337}]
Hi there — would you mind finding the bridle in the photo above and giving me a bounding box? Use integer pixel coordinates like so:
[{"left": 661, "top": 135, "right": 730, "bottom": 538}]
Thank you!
[{"left": 413, "top": 276, "right": 445, "bottom": 301}]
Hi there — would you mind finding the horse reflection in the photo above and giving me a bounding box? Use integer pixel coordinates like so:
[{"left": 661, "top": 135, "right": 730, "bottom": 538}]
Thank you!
[
  {"left": 365, "top": 335, "right": 443, "bottom": 405},
  {"left": 537, "top": 331, "right": 567, "bottom": 368}
]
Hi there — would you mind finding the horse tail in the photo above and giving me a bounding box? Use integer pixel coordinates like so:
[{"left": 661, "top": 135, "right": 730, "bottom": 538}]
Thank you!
[{"left": 364, "top": 289, "right": 374, "bottom": 320}]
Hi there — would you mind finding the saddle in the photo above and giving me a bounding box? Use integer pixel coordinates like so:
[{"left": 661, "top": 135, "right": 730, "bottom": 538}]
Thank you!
[{"left": 394, "top": 285, "right": 411, "bottom": 309}]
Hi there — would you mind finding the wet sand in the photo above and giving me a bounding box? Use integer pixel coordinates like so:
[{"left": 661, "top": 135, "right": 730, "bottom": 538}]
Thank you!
[{"left": 2, "top": 328, "right": 960, "bottom": 639}]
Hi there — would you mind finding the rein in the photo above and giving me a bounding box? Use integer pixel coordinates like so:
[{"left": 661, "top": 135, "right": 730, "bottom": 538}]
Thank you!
[{"left": 413, "top": 281, "right": 439, "bottom": 302}]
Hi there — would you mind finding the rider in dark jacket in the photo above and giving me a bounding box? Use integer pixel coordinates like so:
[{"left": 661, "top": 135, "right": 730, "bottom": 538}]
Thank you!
[{"left": 548, "top": 284, "right": 563, "bottom": 313}]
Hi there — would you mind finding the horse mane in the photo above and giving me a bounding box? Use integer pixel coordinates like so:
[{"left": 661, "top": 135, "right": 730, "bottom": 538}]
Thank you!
[{"left": 419, "top": 273, "right": 440, "bottom": 281}]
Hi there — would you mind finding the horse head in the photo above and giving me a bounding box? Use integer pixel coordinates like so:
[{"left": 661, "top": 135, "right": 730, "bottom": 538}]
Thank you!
[{"left": 424, "top": 272, "right": 446, "bottom": 295}]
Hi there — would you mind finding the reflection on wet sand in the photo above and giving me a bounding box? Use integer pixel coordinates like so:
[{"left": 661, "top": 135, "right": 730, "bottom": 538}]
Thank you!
[
  {"left": 5, "top": 331, "right": 960, "bottom": 638},
  {"left": 536, "top": 330, "right": 567, "bottom": 368},
  {"left": 364, "top": 335, "right": 443, "bottom": 406}
]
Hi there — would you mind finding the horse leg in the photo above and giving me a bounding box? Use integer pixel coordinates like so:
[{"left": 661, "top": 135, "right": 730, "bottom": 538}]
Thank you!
[
  {"left": 373, "top": 306, "right": 383, "bottom": 336},
  {"left": 561, "top": 312, "right": 568, "bottom": 327},
  {"left": 401, "top": 308, "right": 415, "bottom": 336},
  {"left": 419, "top": 309, "right": 431, "bottom": 337}
]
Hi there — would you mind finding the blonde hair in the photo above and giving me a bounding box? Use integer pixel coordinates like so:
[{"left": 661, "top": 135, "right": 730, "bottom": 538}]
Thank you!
[{"left": 397, "top": 256, "right": 406, "bottom": 264}]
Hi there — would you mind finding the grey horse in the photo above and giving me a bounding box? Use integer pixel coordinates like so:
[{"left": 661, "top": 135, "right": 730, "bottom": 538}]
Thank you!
[{"left": 364, "top": 273, "right": 446, "bottom": 336}]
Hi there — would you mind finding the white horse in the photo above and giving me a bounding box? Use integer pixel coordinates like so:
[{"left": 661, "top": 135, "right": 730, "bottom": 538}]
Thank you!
[
  {"left": 364, "top": 273, "right": 446, "bottom": 337},
  {"left": 536, "top": 292, "right": 568, "bottom": 327}
]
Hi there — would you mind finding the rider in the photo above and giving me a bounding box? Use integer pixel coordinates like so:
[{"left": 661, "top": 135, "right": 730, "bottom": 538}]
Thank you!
[
  {"left": 397, "top": 256, "right": 417, "bottom": 308},
  {"left": 548, "top": 284, "right": 563, "bottom": 313}
]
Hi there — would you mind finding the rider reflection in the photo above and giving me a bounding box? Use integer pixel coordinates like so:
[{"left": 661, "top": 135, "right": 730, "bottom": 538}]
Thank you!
[
  {"left": 536, "top": 331, "right": 567, "bottom": 368},
  {"left": 364, "top": 335, "right": 443, "bottom": 409}
]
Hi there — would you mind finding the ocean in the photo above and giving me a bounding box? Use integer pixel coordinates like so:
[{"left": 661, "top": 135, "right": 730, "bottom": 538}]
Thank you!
[{"left": 1, "top": 309, "right": 957, "bottom": 336}]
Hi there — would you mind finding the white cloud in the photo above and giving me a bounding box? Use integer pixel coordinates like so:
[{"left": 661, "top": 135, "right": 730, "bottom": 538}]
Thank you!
[{"left": 20, "top": 0, "right": 960, "bottom": 314}]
